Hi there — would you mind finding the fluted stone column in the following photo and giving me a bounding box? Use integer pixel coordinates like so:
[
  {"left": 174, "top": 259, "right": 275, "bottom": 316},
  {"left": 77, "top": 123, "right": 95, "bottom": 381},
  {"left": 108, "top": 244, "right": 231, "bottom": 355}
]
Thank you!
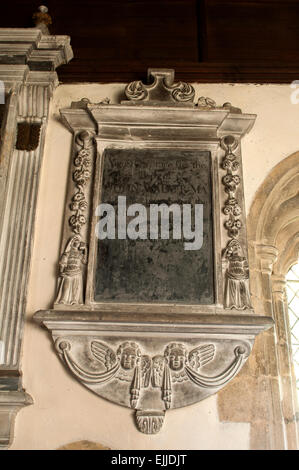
[{"left": 0, "top": 27, "right": 73, "bottom": 448}]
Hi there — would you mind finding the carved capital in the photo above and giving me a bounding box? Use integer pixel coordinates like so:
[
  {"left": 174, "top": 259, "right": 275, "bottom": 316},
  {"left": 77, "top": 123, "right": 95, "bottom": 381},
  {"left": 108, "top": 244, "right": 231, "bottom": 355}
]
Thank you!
[{"left": 256, "top": 244, "right": 279, "bottom": 275}]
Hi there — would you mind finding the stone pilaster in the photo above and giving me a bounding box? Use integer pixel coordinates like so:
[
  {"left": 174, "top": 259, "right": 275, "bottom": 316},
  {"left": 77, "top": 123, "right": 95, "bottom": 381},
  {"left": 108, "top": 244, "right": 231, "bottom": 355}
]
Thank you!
[{"left": 0, "top": 27, "right": 73, "bottom": 448}]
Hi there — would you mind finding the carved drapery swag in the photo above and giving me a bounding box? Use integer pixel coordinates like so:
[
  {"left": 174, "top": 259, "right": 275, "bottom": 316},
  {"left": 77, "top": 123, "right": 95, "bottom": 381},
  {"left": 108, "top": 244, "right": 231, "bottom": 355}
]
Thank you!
[{"left": 35, "top": 69, "right": 273, "bottom": 434}]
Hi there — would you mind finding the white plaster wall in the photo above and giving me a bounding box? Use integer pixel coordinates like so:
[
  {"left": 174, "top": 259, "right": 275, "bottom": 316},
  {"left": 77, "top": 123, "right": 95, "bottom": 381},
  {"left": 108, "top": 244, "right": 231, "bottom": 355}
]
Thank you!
[{"left": 10, "top": 82, "right": 299, "bottom": 450}]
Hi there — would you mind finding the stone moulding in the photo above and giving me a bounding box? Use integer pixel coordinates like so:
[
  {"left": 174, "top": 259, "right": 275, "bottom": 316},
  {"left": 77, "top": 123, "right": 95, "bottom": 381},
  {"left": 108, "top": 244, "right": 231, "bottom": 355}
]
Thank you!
[{"left": 35, "top": 68, "right": 273, "bottom": 434}]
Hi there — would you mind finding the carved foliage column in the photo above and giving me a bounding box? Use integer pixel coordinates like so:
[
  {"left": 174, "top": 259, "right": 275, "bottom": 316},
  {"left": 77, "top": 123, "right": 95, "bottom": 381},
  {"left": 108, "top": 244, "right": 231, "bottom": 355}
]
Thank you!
[
  {"left": 220, "top": 135, "right": 252, "bottom": 311},
  {"left": 54, "top": 123, "right": 96, "bottom": 308}
]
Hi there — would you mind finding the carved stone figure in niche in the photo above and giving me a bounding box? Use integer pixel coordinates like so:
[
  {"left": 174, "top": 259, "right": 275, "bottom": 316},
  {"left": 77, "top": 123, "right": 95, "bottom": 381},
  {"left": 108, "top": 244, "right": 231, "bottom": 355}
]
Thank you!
[
  {"left": 55, "top": 236, "right": 88, "bottom": 305},
  {"left": 223, "top": 239, "right": 252, "bottom": 310}
]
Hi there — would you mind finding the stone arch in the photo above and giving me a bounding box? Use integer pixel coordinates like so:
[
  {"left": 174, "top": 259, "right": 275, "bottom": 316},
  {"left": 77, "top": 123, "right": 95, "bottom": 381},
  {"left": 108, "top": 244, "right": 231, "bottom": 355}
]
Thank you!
[
  {"left": 247, "top": 150, "right": 299, "bottom": 450},
  {"left": 249, "top": 153, "right": 299, "bottom": 248}
]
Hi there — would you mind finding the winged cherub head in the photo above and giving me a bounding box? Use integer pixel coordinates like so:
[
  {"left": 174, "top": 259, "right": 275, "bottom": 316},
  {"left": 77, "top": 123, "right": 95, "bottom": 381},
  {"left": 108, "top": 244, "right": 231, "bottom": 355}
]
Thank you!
[
  {"left": 117, "top": 341, "right": 141, "bottom": 370},
  {"left": 164, "top": 343, "right": 187, "bottom": 371}
]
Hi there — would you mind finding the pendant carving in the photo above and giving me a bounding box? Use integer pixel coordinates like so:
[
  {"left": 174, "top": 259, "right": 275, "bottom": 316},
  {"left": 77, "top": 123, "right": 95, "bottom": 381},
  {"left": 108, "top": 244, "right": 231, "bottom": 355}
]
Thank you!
[
  {"left": 221, "top": 135, "right": 242, "bottom": 239},
  {"left": 221, "top": 135, "right": 252, "bottom": 310},
  {"left": 69, "top": 131, "right": 94, "bottom": 235},
  {"left": 136, "top": 411, "right": 165, "bottom": 434}
]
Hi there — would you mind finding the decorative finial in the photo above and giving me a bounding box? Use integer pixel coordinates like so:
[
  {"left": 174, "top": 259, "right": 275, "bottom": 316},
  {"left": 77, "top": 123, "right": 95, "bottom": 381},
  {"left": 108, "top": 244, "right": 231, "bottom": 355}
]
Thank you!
[
  {"left": 33, "top": 5, "right": 52, "bottom": 35},
  {"left": 123, "top": 68, "right": 195, "bottom": 107}
]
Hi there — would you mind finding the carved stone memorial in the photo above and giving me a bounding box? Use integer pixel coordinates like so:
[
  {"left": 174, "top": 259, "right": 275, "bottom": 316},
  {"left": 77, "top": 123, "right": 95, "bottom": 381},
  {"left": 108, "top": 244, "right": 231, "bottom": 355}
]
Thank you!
[{"left": 35, "top": 69, "right": 273, "bottom": 434}]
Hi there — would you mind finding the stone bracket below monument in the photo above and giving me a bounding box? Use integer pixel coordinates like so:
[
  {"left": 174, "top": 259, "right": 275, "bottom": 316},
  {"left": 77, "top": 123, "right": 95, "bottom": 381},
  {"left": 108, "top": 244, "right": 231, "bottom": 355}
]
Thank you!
[{"left": 34, "top": 310, "right": 273, "bottom": 434}]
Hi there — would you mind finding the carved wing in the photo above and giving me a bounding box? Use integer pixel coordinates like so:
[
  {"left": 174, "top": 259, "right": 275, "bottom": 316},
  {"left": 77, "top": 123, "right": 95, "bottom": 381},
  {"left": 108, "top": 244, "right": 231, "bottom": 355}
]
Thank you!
[
  {"left": 141, "top": 355, "right": 151, "bottom": 388},
  {"left": 188, "top": 344, "right": 215, "bottom": 371},
  {"left": 151, "top": 356, "right": 165, "bottom": 388},
  {"left": 91, "top": 341, "right": 117, "bottom": 371},
  {"left": 58, "top": 340, "right": 120, "bottom": 385}
]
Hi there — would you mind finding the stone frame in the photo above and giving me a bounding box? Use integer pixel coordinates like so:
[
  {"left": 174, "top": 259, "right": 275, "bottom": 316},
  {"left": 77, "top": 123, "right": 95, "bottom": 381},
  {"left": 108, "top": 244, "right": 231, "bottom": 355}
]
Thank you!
[{"left": 35, "top": 69, "right": 273, "bottom": 435}]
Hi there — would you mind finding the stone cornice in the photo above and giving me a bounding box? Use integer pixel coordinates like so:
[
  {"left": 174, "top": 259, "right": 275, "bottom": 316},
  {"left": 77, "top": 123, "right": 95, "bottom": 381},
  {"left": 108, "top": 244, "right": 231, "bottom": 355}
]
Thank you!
[
  {"left": 0, "top": 28, "right": 73, "bottom": 72},
  {"left": 0, "top": 66, "right": 59, "bottom": 93}
]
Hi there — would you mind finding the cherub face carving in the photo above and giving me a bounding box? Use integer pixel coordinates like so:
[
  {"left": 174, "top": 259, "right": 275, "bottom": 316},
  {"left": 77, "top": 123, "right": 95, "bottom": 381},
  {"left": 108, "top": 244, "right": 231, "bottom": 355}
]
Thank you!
[
  {"left": 121, "top": 347, "right": 137, "bottom": 369},
  {"left": 117, "top": 342, "right": 141, "bottom": 370},
  {"left": 164, "top": 343, "right": 186, "bottom": 371}
]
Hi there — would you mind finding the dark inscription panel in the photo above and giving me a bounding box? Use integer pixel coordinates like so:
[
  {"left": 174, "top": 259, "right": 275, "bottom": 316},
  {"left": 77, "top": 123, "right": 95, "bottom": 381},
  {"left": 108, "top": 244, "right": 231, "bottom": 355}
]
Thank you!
[{"left": 94, "top": 148, "right": 214, "bottom": 304}]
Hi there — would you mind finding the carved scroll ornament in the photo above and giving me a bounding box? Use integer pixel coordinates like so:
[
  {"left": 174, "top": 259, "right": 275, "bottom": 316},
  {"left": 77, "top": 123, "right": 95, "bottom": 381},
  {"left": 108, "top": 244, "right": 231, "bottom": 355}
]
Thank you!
[{"left": 124, "top": 69, "right": 195, "bottom": 105}]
